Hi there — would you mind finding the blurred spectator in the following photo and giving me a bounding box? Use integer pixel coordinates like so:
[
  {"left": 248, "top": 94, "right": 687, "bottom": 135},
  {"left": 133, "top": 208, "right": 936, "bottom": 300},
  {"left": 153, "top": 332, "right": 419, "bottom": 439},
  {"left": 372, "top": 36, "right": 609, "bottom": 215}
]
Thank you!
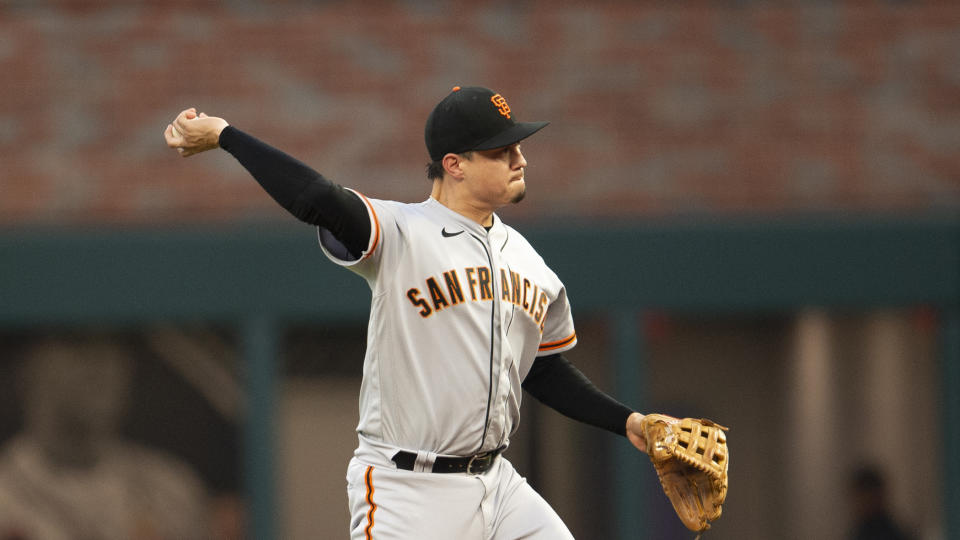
[
  {"left": 849, "top": 465, "right": 912, "bottom": 540},
  {"left": 0, "top": 335, "right": 209, "bottom": 540}
]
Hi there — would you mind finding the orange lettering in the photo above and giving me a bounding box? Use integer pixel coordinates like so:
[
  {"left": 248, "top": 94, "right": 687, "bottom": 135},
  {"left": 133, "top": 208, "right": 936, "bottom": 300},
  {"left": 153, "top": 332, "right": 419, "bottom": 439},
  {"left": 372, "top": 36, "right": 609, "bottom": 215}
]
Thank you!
[
  {"left": 477, "top": 267, "right": 492, "bottom": 300},
  {"left": 443, "top": 270, "right": 465, "bottom": 305},
  {"left": 490, "top": 94, "right": 511, "bottom": 119},
  {"left": 407, "top": 288, "right": 432, "bottom": 318},
  {"left": 466, "top": 267, "right": 478, "bottom": 301},
  {"left": 427, "top": 277, "right": 449, "bottom": 311},
  {"left": 534, "top": 292, "right": 548, "bottom": 324},
  {"left": 500, "top": 269, "right": 511, "bottom": 302}
]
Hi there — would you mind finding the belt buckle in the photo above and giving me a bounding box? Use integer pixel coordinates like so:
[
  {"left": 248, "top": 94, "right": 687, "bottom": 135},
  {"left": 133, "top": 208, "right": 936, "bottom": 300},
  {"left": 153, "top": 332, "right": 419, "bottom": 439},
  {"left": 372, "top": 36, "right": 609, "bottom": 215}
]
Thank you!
[{"left": 466, "top": 453, "right": 489, "bottom": 475}]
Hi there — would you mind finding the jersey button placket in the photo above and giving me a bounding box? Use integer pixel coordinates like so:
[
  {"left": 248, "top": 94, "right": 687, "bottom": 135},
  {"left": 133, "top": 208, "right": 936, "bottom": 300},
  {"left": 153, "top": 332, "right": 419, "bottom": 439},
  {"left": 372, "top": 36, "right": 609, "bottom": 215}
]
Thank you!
[
  {"left": 485, "top": 236, "right": 510, "bottom": 453},
  {"left": 469, "top": 230, "right": 502, "bottom": 455}
]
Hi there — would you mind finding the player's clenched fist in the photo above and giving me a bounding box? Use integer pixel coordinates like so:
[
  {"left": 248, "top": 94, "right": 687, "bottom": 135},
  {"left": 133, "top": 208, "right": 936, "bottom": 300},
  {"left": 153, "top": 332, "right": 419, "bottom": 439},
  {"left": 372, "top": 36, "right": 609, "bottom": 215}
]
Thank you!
[{"left": 163, "top": 108, "right": 229, "bottom": 157}]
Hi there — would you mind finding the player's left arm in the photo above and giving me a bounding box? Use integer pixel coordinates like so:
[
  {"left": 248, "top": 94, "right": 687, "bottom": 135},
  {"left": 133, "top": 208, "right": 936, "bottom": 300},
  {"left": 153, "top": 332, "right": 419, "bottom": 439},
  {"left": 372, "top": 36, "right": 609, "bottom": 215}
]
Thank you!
[{"left": 522, "top": 354, "right": 647, "bottom": 453}]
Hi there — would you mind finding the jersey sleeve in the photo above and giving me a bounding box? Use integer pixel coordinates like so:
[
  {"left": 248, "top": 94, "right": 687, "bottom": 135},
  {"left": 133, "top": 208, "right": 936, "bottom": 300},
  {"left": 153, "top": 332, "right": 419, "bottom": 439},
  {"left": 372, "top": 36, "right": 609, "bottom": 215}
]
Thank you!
[
  {"left": 317, "top": 192, "right": 399, "bottom": 283},
  {"left": 537, "top": 285, "right": 577, "bottom": 356}
]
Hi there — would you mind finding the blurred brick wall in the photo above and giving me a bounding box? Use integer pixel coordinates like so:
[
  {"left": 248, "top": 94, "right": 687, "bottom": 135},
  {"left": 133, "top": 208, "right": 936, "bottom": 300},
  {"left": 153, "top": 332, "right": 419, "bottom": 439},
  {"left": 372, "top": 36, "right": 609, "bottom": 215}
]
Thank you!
[{"left": 1, "top": 1, "right": 957, "bottom": 226}]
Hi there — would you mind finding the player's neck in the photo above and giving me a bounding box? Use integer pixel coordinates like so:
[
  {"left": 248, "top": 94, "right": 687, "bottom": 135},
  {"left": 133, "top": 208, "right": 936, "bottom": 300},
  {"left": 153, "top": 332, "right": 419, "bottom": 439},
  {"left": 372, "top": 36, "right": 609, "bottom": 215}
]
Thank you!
[{"left": 430, "top": 182, "right": 495, "bottom": 227}]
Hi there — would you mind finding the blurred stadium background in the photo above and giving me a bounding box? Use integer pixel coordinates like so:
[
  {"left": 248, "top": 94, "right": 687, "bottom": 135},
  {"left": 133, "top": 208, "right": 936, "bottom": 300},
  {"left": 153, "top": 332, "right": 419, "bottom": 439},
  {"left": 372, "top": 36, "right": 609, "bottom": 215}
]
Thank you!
[{"left": 0, "top": 1, "right": 958, "bottom": 539}]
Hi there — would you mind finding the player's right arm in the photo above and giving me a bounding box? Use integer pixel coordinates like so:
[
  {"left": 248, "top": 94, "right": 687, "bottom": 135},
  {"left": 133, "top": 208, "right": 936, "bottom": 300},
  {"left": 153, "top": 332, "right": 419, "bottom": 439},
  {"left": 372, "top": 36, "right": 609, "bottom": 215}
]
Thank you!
[{"left": 163, "top": 108, "right": 371, "bottom": 259}]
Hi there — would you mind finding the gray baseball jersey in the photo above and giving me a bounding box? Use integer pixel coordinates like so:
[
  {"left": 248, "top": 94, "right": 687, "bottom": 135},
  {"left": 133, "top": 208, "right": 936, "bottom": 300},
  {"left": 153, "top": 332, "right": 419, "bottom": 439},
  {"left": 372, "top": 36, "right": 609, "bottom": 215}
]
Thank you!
[{"left": 319, "top": 193, "right": 577, "bottom": 457}]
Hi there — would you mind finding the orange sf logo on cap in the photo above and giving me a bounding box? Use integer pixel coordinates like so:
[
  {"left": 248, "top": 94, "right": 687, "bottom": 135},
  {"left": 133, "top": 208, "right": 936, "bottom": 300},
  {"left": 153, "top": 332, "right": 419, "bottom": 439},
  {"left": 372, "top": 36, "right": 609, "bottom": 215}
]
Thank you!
[{"left": 490, "top": 94, "right": 511, "bottom": 119}]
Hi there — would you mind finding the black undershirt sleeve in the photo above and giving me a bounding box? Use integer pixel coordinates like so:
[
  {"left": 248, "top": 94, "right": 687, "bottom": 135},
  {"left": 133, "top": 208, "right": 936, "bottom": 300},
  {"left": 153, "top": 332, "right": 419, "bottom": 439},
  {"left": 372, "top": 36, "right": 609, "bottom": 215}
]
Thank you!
[
  {"left": 218, "top": 126, "right": 371, "bottom": 259},
  {"left": 522, "top": 353, "right": 634, "bottom": 437}
]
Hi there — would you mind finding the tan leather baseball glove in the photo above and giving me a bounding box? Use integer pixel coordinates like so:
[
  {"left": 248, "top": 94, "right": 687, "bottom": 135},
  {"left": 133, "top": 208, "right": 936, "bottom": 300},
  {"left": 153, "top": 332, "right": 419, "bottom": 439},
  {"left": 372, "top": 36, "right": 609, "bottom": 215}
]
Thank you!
[{"left": 640, "top": 414, "right": 729, "bottom": 533}]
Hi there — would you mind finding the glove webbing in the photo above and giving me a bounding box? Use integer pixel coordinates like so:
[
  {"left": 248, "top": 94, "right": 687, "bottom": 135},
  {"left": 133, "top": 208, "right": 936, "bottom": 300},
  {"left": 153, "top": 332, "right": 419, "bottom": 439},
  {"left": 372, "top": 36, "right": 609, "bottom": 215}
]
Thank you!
[{"left": 675, "top": 419, "right": 728, "bottom": 480}]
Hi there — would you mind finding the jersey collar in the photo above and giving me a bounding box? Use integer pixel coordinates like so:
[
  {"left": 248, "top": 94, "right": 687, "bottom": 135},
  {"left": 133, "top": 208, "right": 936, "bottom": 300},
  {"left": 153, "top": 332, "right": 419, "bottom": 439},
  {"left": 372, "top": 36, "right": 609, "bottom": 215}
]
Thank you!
[{"left": 426, "top": 197, "right": 506, "bottom": 239}]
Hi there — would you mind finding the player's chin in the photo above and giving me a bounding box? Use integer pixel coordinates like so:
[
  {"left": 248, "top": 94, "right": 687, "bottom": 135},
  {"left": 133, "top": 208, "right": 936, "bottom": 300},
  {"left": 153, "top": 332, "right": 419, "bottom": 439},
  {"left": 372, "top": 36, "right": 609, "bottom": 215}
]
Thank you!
[
  {"left": 509, "top": 182, "right": 526, "bottom": 204},
  {"left": 510, "top": 178, "right": 527, "bottom": 204}
]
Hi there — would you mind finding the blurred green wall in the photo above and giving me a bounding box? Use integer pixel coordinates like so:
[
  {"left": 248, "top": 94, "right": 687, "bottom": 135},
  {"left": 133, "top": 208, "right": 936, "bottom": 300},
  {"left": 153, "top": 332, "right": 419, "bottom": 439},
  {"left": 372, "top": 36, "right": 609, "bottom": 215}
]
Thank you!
[{"left": 1, "top": 215, "right": 957, "bottom": 539}]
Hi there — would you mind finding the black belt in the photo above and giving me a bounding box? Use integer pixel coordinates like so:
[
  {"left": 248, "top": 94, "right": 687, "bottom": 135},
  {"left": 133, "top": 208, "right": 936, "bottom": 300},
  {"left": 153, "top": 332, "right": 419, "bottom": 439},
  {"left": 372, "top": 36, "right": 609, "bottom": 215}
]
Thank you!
[{"left": 391, "top": 447, "right": 505, "bottom": 474}]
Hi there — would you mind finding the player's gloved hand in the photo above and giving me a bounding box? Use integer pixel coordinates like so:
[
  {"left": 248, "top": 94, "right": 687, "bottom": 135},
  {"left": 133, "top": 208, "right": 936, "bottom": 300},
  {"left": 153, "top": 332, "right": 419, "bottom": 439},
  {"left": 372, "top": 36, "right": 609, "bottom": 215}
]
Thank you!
[
  {"left": 164, "top": 108, "right": 229, "bottom": 157},
  {"left": 625, "top": 412, "right": 650, "bottom": 454},
  {"left": 640, "top": 414, "right": 729, "bottom": 533}
]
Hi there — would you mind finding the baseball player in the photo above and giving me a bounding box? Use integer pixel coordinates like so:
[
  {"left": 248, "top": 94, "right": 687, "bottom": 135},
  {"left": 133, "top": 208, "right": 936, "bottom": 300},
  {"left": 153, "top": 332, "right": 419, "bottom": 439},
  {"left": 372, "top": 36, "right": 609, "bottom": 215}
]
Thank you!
[{"left": 165, "top": 86, "right": 653, "bottom": 539}]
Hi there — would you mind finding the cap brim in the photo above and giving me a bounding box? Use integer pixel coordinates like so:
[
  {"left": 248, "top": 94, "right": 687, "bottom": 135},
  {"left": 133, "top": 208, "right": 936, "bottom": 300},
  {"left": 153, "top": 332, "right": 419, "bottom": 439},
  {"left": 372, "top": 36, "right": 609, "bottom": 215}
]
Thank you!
[{"left": 471, "top": 121, "right": 549, "bottom": 151}]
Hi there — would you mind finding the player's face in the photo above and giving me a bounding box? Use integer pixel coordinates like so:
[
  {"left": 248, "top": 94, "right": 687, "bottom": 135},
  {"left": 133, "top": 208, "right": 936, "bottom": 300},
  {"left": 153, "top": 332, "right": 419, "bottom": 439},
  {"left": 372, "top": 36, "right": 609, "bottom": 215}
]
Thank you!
[{"left": 460, "top": 143, "right": 527, "bottom": 208}]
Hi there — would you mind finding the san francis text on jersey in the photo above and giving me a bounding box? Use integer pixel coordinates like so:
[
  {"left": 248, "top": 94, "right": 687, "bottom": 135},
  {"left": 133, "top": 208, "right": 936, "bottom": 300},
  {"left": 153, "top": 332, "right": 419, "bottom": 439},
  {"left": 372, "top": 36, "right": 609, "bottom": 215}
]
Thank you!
[{"left": 406, "top": 266, "right": 549, "bottom": 330}]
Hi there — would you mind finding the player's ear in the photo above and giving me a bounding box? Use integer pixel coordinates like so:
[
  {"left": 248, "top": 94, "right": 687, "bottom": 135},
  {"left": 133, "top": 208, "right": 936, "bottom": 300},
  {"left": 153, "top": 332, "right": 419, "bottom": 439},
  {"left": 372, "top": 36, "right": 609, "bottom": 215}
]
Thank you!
[{"left": 442, "top": 153, "right": 466, "bottom": 181}]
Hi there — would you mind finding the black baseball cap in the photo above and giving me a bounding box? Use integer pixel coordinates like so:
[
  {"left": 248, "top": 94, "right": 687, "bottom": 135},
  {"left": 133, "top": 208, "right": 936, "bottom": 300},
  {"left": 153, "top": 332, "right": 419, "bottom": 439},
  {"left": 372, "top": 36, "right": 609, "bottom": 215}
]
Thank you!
[{"left": 425, "top": 86, "right": 549, "bottom": 162}]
